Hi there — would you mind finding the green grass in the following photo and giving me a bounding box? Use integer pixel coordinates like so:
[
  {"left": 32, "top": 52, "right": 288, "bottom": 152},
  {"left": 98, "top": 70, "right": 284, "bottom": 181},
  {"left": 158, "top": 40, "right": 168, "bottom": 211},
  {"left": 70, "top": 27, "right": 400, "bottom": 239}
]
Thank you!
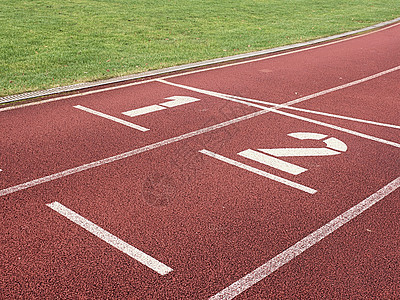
[{"left": 1, "top": 0, "right": 399, "bottom": 97}]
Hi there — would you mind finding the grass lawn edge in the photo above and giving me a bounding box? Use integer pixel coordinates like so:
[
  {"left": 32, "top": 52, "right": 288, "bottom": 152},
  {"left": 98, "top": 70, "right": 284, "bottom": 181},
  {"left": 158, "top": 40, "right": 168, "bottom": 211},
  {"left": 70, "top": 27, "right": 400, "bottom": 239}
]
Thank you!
[{"left": 1, "top": 17, "right": 399, "bottom": 106}]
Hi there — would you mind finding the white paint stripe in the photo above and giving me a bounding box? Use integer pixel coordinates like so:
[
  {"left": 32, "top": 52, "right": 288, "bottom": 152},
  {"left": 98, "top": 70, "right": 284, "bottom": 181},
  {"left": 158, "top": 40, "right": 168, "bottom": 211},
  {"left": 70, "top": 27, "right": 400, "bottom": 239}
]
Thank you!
[
  {"left": 270, "top": 109, "right": 400, "bottom": 148},
  {"left": 158, "top": 76, "right": 400, "bottom": 149},
  {"left": 159, "top": 64, "right": 400, "bottom": 130},
  {"left": 210, "top": 176, "right": 400, "bottom": 300},
  {"left": 238, "top": 149, "right": 307, "bottom": 175},
  {"left": 230, "top": 95, "right": 400, "bottom": 130},
  {"left": 0, "top": 110, "right": 269, "bottom": 197},
  {"left": 74, "top": 105, "right": 149, "bottom": 132},
  {"left": 46, "top": 201, "right": 172, "bottom": 275},
  {"left": 2, "top": 22, "right": 399, "bottom": 113},
  {"left": 200, "top": 149, "right": 317, "bottom": 194},
  {"left": 122, "top": 105, "right": 166, "bottom": 117},
  {"left": 280, "top": 66, "right": 400, "bottom": 107}
]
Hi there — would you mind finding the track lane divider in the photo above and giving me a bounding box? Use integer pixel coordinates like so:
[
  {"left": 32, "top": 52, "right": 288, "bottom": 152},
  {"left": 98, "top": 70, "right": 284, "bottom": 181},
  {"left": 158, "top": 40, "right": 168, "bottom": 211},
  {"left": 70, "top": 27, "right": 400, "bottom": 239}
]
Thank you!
[
  {"left": 74, "top": 105, "right": 150, "bottom": 132},
  {"left": 157, "top": 67, "right": 400, "bottom": 149},
  {"left": 200, "top": 149, "right": 317, "bottom": 194},
  {"left": 158, "top": 64, "right": 400, "bottom": 131},
  {"left": 233, "top": 96, "right": 400, "bottom": 130},
  {"left": 209, "top": 176, "right": 400, "bottom": 300},
  {"left": 46, "top": 201, "right": 173, "bottom": 275}
]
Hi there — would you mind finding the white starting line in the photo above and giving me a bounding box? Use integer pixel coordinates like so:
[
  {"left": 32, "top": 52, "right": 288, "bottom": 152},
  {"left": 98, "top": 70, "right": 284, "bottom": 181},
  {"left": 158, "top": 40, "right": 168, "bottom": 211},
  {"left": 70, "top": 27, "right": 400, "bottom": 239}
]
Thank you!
[
  {"left": 46, "top": 201, "right": 173, "bottom": 276},
  {"left": 74, "top": 96, "right": 200, "bottom": 131},
  {"left": 200, "top": 149, "right": 317, "bottom": 194},
  {"left": 74, "top": 105, "right": 149, "bottom": 132}
]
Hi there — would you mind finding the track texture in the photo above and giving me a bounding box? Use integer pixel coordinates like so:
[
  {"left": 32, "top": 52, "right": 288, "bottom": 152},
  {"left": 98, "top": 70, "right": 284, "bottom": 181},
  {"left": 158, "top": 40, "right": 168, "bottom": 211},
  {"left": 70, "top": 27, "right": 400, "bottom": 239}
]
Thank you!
[{"left": 1, "top": 23, "right": 399, "bottom": 299}]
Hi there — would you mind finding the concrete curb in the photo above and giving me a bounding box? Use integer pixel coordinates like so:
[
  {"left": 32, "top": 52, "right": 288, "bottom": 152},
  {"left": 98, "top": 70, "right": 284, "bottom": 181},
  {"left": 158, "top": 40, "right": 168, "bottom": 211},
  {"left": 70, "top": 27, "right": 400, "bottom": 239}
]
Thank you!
[{"left": 1, "top": 17, "right": 399, "bottom": 105}]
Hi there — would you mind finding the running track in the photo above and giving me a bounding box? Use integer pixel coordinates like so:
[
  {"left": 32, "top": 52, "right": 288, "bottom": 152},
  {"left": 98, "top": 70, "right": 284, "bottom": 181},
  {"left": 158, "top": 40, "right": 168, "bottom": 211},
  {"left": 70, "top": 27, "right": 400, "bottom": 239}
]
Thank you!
[{"left": 1, "top": 23, "right": 399, "bottom": 299}]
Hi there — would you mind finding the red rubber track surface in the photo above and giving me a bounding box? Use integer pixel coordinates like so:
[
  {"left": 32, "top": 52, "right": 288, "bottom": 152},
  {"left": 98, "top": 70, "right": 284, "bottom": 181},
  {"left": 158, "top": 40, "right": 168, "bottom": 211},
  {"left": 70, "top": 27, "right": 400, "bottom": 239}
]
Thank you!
[{"left": 1, "top": 23, "right": 399, "bottom": 299}]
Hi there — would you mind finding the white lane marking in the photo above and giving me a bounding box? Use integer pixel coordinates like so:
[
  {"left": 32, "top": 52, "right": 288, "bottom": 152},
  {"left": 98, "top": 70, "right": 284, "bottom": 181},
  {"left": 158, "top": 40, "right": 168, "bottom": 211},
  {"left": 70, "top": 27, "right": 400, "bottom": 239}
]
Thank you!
[
  {"left": 160, "top": 96, "right": 200, "bottom": 108},
  {"left": 46, "top": 201, "right": 173, "bottom": 275},
  {"left": 210, "top": 176, "right": 400, "bottom": 300},
  {"left": 74, "top": 105, "right": 149, "bottom": 132},
  {"left": 270, "top": 109, "right": 400, "bottom": 148},
  {"left": 278, "top": 66, "right": 400, "bottom": 107},
  {"left": 158, "top": 64, "right": 400, "bottom": 130},
  {"left": 158, "top": 77, "right": 400, "bottom": 149},
  {"left": 122, "top": 104, "right": 166, "bottom": 117},
  {"left": 238, "top": 149, "right": 307, "bottom": 175},
  {"left": 259, "top": 148, "right": 341, "bottom": 157},
  {"left": 0, "top": 110, "right": 270, "bottom": 197},
  {"left": 200, "top": 149, "right": 317, "bottom": 194},
  {"left": 231, "top": 93, "right": 400, "bottom": 130}
]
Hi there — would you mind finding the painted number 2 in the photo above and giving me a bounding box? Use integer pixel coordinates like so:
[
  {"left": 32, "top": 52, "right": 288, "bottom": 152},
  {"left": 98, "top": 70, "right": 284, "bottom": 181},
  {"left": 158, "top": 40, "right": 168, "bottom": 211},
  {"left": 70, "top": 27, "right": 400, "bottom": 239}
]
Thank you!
[{"left": 238, "top": 132, "right": 347, "bottom": 175}]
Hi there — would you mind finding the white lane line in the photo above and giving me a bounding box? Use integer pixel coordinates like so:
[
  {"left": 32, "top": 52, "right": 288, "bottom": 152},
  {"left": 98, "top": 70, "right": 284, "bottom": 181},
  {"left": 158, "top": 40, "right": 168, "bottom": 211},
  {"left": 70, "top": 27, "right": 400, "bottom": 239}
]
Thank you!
[
  {"left": 200, "top": 149, "right": 317, "bottom": 194},
  {"left": 0, "top": 110, "right": 269, "bottom": 197},
  {"left": 158, "top": 64, "right": 400, "bottom": 130},
  {"left": 267, "top": 109, "right": 400, "bottom": 148},
  {"left": 210, "top": 176, "right": 400, "bottom": 300},
  {"left": 232, "top": 95, "right": 400, "bottom": 130},
  {"left": 122, "top": 104, "right": 166, "bottom": 117},
  {"left": 238, "top": 149, "right": 308, "bottom": 175},
  {"left": 74, "top": 105, "right": 149, "bottom": 132},
  {"left": 46, "top": 201, "right": 173, "bottom": 275},
  {"left": 157, "top": 77, "right": 400, "bottom": 149},
  {"left": 278, "top": 66, "right": 400, "bottom": 107}
]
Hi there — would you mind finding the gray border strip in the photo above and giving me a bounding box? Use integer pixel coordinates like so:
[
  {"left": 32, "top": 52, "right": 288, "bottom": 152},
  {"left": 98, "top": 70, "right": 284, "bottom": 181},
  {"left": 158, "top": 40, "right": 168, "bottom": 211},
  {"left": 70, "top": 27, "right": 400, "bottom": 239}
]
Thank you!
[{"left": 1, "top": 17, "right": 399, "bottom": 105}]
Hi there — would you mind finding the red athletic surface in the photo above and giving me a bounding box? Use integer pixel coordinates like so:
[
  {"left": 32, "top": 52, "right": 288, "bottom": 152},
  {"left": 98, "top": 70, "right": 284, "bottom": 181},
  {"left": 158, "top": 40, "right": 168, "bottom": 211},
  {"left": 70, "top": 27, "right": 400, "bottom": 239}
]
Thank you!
[{"left": 1, "top": 23, "right": 399, "bottom": 299}]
